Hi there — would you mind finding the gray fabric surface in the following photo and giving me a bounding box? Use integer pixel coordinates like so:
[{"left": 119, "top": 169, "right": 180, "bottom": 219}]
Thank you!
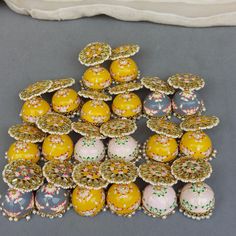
[{"left": 0, "top": 2, "right": 235, "bottom": 236}]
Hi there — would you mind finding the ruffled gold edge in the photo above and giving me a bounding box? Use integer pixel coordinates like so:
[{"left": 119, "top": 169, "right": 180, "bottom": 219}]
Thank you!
[
  {"left": 72, "top": 121, "right": 105, "bottom": 139},
  {"left": 78, "top": 89, "right": 112, "bottom": 101},
  {"left": 72, "top": 163, "right": 108, "bottom": 190},
  {"left": 100, "top": 119, "right": 137, "bottom": 138},
  {"left": 8, "top": 124, "right": 46, "bottom": 143},
  {"left": 19, "top": 80, "right": 53, "bottom": 101},
  {"left": 99, "top": 159, "right": 138, "bottom": 184},
  {"left": 42, "top": 161, "right": 75, "bottom": 189},
  {"left": 141, "top": 77, "right": 175, "bottom": 95},
  {"left": 2, "top": 160, "right": 44, "bottom": 192},
  {"left": 108, "top": 82, "right": 143, "bottom": 95},
  {"left": 36, "top": 112, "right": 72, "bottom": 135},
  {"left": 110, "top": 44, "right": 140, "bottom": 60},
  {"left": 47, "top": 77, "right": 75, "bottom": 93},
  {"left": 170, "top": 157, "right": 213, "bottom": 183},
  {"left": 78, "top": 42, "right": 112, "bottom": 66},
  {"left": 147, "top": 118, "right": 183, "bottom": 139},
  {"left": 180, "top": 115, "right": 220, "bottom": 131},
  {"left": 167, "top": 74, "right": 205, "bottom": 91},
  {"left": 138, "top": 162, "right": 177, "bottom": 186}
]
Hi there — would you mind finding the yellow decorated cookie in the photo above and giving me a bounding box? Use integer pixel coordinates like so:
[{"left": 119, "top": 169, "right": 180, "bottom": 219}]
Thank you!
[
  {"left": 82, "top": 66, "right": 112, "bottom": 90},
  {"left": 7, "top": 141, "right": 40, "bottom": 163},
  {"left": 145, "top": 134, "right": 178, "bottom": 162},
  {"left": 81, "top": 100, "right": 110, "bottom": 125},
  {"left": 21, "top": 97, "right": 50, "bottom": 123},
  {"left": 112, "top": 93, "right": 142, "bottom": 118},
  {"left": 180, "top": 131, "right": 212, "bottom": 159},
  {"left": 72, "top": 186, "right": 105, "bottom": 216},
  {"left": 107, "top": 183, "right": 141, "bottom": 216},
  {"left": 52, "top": 88, "right": 80, "bottom": 114},
  {"left": 110, "top": 58, "right": 138, "bottom": 83},
  {"left": 42, "top": 134, "right": 74, "bottom": 161}
]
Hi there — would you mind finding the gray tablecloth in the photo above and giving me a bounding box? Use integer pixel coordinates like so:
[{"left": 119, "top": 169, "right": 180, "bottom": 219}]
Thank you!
[{"left": 0, "top": 2, "right": 235, "bottom": 236}]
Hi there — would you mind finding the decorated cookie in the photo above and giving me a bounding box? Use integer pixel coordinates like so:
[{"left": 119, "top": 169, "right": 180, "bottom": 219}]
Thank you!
[{"left": 74, "top": 137, "right": 105, "bottom": 162}]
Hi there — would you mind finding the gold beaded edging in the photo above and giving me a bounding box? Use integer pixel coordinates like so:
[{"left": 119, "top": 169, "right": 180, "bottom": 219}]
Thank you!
[
  {"left": 78, "top": 42, "right": 112, "bottom": 66},
  {"left": 167, "top": 73, "right": 205, "bottom": 91},
  {"left": 8, "top": 123, "right": 46, "bottom": 143},
  {"left": 180, "top": 115, "right": 220, "bottom": 131},
  {"left": 19, "top": 80, "right": 53, "bottom": 101},
  {"left": 138, "top": 161, "right": 177, "bottom": 186},
  {"left": 99, "top": 159, "right": 138, "bottom": 184},
  {"left": 100, "top": 119, "right": 137, "bottom": 138},
  {"left": 108, "top": 82, "right": 143, "bottom": 95},
  {"left": 72, "top": 162, "right": 108, "bottom": 190},
  {"left": 43, "top": 161, "right": 75, "bottom": 189},
  {"left": 141, "top": 77, "right": 175, "bottom": 95},
  {"left": 47, "top": 78, "right": 75, "bottom": 93},
  {"left": 171, "top": 157, "right": 212, "bottom": 183},
  {"left": 78, "top": 90, "right": 112, "bottom": 101},
  {"left": 2, "top": 160, "right": 44, "bottom": 192},
  {"left": 147, "top": 117, "right": 183, "bottom": 138},
  {"left": 110, "top": 44, "right": 140, "bottom": 60},
  {"left": 36, "top": 112, "right": 72, "bottom": 135}
]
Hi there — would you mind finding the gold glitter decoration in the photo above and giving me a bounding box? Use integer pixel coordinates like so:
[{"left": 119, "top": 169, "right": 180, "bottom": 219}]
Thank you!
[
  {"left": 110, "top": 44, "right": 140, "bottom": 60},
  {"left": 138, "top": 161, "right": 177, "bottom": 186},
  {"left": 47, "top": 77, "right": 75, "bottom": 92},
  {"left": 43, "top": 160, "right": 74, "bottom": 189},
  {"left": 36, "top": 112, "right": 72, "bottom": 134},
  {"left": 167, "top": 73, "right": 205, "bottom": 91},
  {"left": 141, "top": 77, "right": 175, "bottom": 95},
  {"left": 100, "top": 119, "right": 137, "bottom": 138},
  {"left": 2, "top": 160, "right": 44, "bottom": 192},
  {"left": 180, "top": 115, "right": 220, "bottom": 131},
  {"left": 78, "top": 42, "right": 112, "bottom": 66},
  {"left": 100, "top": 159, "right": 138, "bottom": 184},
  {"left": 72, "top": 121, "right": 104, "bottom": 139},
  {"left": 147, "top": 117, "right": 183, "bottom": 138},
  {"left": 171, "top": 157, "right": 212, "bottom": 183},
  {"left": 19, "top": 80, "right": 52, "bottom": 101},
  {"left": 108, "top": 82, "right": 143, "bottom": 95},
  {"left": 78, "top": 90, "right": 112, "bottom": 101},
  {"left": 8, "top": 123, "right": 46, "bottom": 143},
  {"left": 72, "top": 162, "right": 108, "bottom": 189}
]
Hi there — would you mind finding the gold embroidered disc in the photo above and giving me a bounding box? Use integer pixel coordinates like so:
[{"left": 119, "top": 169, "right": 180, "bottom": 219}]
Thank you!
[
  {"left": 141, "top": 77, "right": 175, "bottom": 95},
  {"left": 78, "top": 90, "right": 112, "bottom": 101},
  {"left": 138, "top": 161, "right": 177, "bottom": 186},
  {"left": 36, "top": 112, "right": 72, "bottom": 134},
  {"left": 78, "top": 42, "right": 112, "bottom": 66},
  {"left": 167, "top": 73, "right": 205, "bottom": 91},
  {"left": 147, "top": 117, "right": 183, "bottom": 138},
  {"left": 2, "top": 160, "right": 44, "bottom": 192},
  {"left": 110, "top": 44, "right": 140, "bottom": 60},
  {"left": 108, "top": 82, "right": 143, "bottom": 95},
  {"left": 171, "top": 157, "right": 212, "bottom": 183},
  {"left": 19, "top": 80, "right": 53, "bottom": 101},
  {"left": 47, "top": 77, "right": 75, "bottom": 92},
  {"left": 180, "top": 115, "right": 220, "bottom": 131},
  {"left": 72, "top": 162, "right": 108, "bottom": 189},
  {"left": 100, "top": 159, "right": 138, "bottom": 184},
  {"left": 43, "top": 160, "right": 74, "bottom": 189},
  {"left": 100, "top": 119, "right": 137, "bottom": 138},
  {"left": 8, "top": 123, "right": 46, "bottom": 143}
]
